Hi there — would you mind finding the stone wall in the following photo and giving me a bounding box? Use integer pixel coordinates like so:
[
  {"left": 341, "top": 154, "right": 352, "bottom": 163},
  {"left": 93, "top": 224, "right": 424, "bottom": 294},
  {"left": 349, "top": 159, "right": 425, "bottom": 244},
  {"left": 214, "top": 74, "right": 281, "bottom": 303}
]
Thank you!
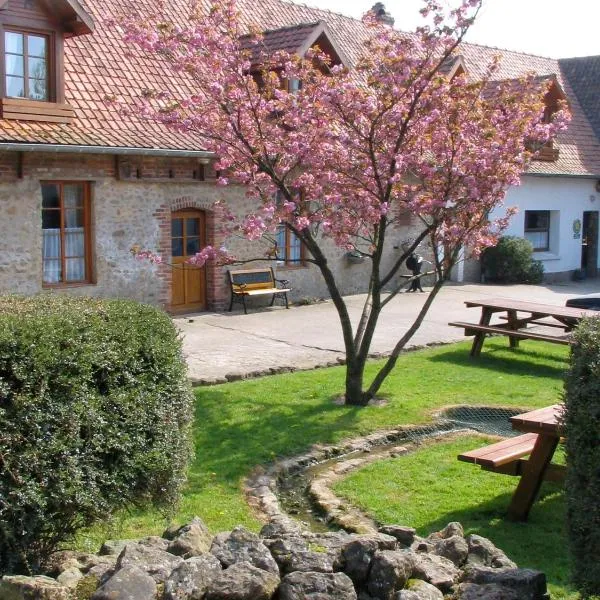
[{"left": 0, "top": 150, "right": 421, "bottom": 312}]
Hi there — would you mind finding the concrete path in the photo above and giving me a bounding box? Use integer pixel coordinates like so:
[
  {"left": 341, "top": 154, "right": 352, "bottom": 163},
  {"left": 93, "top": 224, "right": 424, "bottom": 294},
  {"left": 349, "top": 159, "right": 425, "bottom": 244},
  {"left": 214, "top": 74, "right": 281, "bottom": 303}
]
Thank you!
[{"left": 174, "top": 281, "right": 600, "bottom": 384}]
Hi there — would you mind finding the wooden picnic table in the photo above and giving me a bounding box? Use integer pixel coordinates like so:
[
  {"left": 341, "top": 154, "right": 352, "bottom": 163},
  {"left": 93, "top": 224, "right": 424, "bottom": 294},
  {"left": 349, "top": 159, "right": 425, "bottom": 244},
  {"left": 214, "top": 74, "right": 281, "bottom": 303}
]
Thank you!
[
  {"left": 449, "top": 298, "right": 598, "bottom": 356},
  {"left": 458, "top": 404, "right": 565, "bottom": 521},
  {"left": 508, "top": 404, "right": 564, "bottom": 521}
]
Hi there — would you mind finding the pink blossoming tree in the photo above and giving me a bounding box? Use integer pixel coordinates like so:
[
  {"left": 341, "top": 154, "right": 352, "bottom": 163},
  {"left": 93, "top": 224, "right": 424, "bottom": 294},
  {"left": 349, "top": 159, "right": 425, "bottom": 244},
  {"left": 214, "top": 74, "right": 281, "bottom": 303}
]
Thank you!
[{"left": 118, "top": 0, "right": 568, "bottom": 406}]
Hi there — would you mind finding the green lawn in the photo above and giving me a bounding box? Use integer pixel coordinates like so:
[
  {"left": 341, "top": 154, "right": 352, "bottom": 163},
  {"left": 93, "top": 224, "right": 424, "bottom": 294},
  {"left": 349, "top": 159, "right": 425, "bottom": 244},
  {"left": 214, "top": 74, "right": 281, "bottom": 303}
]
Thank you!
[
  {"left": 81, "top": 339, "right": 575, "bottom": 594},
  {"left": 333, "top": 435, "right": 576, "bottom": 599}
]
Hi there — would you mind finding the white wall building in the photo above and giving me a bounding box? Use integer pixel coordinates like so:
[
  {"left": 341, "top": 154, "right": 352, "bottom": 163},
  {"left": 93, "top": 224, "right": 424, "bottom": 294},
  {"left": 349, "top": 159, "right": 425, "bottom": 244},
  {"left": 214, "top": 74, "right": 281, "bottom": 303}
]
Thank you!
[{"left": 495, "top": 175, "right": 600, "bottom": 281}]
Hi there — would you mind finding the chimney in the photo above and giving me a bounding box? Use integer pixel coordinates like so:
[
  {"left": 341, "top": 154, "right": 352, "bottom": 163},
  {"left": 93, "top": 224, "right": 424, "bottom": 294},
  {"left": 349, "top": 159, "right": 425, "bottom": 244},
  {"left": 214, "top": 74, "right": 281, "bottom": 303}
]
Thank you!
[{"left": 370, "top": 2, "right": 395, "bottom": 27}]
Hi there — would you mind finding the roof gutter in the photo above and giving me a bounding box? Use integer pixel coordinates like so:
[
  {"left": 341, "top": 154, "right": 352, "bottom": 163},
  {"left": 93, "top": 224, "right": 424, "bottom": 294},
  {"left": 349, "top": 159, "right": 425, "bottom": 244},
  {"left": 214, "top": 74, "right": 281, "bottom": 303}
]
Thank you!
[
  {"left": 524, "top": 171, "right": 600, "bottom": 180},
  {"left": 0, "top": 142, "right": 215, "bottom": 160}
]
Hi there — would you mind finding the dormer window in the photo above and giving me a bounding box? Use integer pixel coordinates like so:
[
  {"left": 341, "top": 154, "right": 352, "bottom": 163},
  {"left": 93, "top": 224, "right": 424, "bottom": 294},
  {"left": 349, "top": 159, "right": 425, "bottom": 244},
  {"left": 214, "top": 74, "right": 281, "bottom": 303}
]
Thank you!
[
  {"left": 532, "top": 77, "right": 567, "bottom": 162},
  {"left": 0, "top": 0, "right": 93, "bottom": 122},
  {"left": 240, "top": 20, "right": 350, "bottom": 90},
  {"left": 5, "top": 30, "right": 49, "bottom": 101}
]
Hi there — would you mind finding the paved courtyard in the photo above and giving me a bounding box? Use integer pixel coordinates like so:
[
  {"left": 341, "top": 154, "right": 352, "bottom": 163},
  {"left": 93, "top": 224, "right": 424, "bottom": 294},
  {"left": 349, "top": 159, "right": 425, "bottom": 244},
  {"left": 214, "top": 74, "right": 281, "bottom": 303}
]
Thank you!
[{"left": 174, "top": 281, "right": 600, "bottom": 384}]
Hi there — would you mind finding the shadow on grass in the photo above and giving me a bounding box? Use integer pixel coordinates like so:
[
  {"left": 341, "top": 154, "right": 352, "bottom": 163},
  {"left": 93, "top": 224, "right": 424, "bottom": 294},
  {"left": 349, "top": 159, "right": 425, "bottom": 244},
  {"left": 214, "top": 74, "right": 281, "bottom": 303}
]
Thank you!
[
  {"left": 428, "top": 345, "right": 569, "bottom": 380},
  {"left": 189, "top": 386, "right": 363, "bottom": 487},
  {"left": 419, "top": 484, "right": 573, "bottom": 596}
]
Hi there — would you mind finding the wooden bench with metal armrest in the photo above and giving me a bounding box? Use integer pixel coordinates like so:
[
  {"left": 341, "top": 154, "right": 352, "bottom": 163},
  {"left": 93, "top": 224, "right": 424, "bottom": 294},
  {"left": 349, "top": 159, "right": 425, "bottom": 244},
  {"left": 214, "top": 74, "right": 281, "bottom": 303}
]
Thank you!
[{"left": 228, "top": 268, "right": 291, "bottom": 314}]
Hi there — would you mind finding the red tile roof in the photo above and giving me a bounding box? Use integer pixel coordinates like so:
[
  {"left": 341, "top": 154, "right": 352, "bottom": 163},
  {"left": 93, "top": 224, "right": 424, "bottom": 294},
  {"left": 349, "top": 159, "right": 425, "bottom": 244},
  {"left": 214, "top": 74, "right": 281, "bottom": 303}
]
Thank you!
[
  {"left": 561, "top": 56, "right": 600, "bottom": 141},
  {"left": 0, "top": 0, "right": 598, "bottom": 176}
]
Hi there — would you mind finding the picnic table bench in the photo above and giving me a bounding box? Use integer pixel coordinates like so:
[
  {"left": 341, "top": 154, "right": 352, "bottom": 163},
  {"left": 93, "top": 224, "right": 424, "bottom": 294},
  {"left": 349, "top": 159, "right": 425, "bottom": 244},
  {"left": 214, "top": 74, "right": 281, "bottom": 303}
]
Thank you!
[
  {"left": 458, "top": 404, "right": 566, "bottom": 521},
  {"left": 228, "top": 267, "right": 291, "bottom": 314},
  {"left": 449, "top": 298, "right": 597, "bottom": 357}
]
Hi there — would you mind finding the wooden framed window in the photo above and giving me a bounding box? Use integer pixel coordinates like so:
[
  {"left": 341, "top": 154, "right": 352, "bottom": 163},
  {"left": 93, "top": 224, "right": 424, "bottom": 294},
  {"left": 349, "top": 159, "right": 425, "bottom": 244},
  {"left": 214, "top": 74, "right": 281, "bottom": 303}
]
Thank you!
[
  {"left": 42, "top": 182, "right": 92, "bottom": 286},
  {"left": 524, "top": 210, "right": 550, "bottom": 251},
  {"left": 4, "top": 29, "right": 50, "bottom": 101},
  {"left": 275, "top": 224, "right": 304, "bottom": 266}
]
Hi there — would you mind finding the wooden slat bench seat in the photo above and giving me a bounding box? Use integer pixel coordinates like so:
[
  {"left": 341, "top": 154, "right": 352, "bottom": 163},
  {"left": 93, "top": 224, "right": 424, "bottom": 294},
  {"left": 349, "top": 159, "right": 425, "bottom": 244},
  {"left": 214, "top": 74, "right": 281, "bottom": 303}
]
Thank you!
[
  {"left": 458, "top": 433, "right": 566, "bottom": 482},
  {"left": 458, "top": 433, "right": 539, "bottom": 469},
  {"left": 448, "top": 321, "right": 573, "bottom": 345},
  {"left": 228, "top": 267, "right": 291, "bottom": 314},
  {"left": 497, "top": 315, "right": 566, "bottom": 329}
]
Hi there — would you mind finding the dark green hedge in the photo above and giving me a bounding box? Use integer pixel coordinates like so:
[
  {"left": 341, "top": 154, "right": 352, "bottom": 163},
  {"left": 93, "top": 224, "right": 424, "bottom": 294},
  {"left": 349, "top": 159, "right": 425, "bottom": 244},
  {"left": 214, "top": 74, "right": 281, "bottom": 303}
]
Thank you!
[
  {"left": 563, "top": 318, "right": 600, "bottom": 597},
  {"left": 0, "top": 295, "right": 194, "bottom": 575},
  {"left": 482, "top": 236, "right": 544, "bottom": 284}
]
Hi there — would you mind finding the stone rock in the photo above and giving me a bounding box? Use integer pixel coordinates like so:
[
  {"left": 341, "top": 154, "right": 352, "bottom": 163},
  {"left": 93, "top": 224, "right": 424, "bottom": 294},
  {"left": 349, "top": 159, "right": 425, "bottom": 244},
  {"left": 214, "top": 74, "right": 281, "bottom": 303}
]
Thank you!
[
  {"left": 378, "top": 526, "right": 416, "bottom": 547},
  {"left": 439, "top": 523, "right": 464, "bottom": 539},
  {"left": 87, "top": 564, "right": 115, "bottom": 583},
  {"left": 355, "top": 533, "right": 399, "bottom": 551},
  {"left": 278, "top": 571, "right": 357, "bottom": 600},
  {"left": 341, "top": 539, "right": 377, "bottom": 585},
  {"left": 288, "top": 550, "right": 337, "bottom": 574},
  {"left": 260, "top": 517, "right": 302, "bottom": 538},
  {"left": 99, "top": 539, "right": 136, "bottom": 556},
  {"left": 301, "top": 531, "right": 353, "bottom": 567},
  {"left": 56, "top": 567, "right": 83, "bottom": 589},
  {"left": 139, "top": 536, "right": 171, "bottom": 551},
  {"left": 410, "top": 552, "right": 460, "bottom": 592},
  {"left": 341, "top": 535, "right": 398, "bottom": 586},
  {"left": 304, "top": 531, "right": 353, "bottom": 552},
  {"left": 0, "top": 575, "right": 70, "bottom": 600},
  {"left": 410, "top": 539, "right": 434, "bottom": 554},
  {"left": 116, "top": 542, "right": 184, "bottom": 583},
  {"left": 80, "top": 555, "right": 117, "bottom": 573},
  {"left": 266, "top": 535, "right": 339, "bottom": 574},
  {"left": 44, "top": 551, "right": 82, "bottom": 576},
  {"left": 396, "top": 579, "right": 444, "bottom": 599},
  {"left": 465, "top": 535, "right": 516, "bottom": 569},
  {"left": 453, "top": 582, "right": 521, "bottom": 599},
  {"left": 204, "top": 561, "right": 279, "bottom": 600},
  {"left": 210, "top": 526, "right": 279, "bottom": 575},
  {"left": 91, "top": 565, "right": 157, "bottom": 600},
  {"left": 489, "top": 552, "right": 517, "bottom": 569},
  {"left": 167, "top": 517, "right": 214, "bottom": 558},
  {"left": 367, "top": 550, "right": 415, "bottom": 600},
  {"left": 164, "top": 554, "right": 223, "bottom": 600},
  {"left": 433, "top": 535, "right": 468, "bottom": 567},
  {"left": 46, "top": 551, "right": 115, "bottom": 576},
  {"left": 265, "top": 535, "right": 307, "bottom": 557},
  {"left": 461, "top": 566, "right": 548, "bottom": 600}
]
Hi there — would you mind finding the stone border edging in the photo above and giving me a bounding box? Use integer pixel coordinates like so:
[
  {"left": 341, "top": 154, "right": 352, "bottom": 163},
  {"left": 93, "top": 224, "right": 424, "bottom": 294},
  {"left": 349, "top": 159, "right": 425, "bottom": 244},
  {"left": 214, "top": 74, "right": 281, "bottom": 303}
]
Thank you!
[
  {"left": 244, "top": 423, "right": 467, "bottom": 535},
  {"left": 189, "top": 341, "right": 452, "bottom": 386}
]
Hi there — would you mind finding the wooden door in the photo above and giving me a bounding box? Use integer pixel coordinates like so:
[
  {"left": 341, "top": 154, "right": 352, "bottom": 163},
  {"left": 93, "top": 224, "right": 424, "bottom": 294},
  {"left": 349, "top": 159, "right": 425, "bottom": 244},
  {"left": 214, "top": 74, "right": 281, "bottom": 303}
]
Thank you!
[{"left": 171, "top": 210, "right": 206, "bottom": 312}]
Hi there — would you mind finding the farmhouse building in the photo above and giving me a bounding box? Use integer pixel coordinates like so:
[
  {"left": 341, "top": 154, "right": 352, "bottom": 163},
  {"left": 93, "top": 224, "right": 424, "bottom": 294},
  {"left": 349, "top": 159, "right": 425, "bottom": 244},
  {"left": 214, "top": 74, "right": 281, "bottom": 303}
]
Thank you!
[{"left": 0, "top": 0, "right": 599, "bottom": 312}]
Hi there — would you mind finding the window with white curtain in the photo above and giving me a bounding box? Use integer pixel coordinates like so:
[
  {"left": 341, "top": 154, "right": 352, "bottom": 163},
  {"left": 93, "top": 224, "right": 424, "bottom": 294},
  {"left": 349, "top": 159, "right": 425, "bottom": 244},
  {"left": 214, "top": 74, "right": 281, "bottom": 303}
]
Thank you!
[
  {"left": 42, "top": 182, "right": 91, "bottom": 284},
  {"left": 524, "top": 210, "right": 550, "bottom": 251}
]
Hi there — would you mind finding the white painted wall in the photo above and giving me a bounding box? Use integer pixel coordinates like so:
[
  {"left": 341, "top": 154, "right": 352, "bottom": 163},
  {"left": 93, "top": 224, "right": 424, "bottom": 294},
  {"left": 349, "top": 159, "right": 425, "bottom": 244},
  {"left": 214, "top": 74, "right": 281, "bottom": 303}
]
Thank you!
[{"left": 491, "top": 175, "right": 600, "bottom": 274}]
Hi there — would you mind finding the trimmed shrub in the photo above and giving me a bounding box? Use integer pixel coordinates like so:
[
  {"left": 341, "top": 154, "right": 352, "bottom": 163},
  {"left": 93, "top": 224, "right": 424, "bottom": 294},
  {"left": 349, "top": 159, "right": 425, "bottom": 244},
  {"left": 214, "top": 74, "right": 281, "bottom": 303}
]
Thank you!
[
  {"left": 563, "top": 318, "right": 600, "bottom": 597},
  {"left": 0, "top": 295, "right": 194, "bottom": 575},
  {"left": 482, "top": 236, "right": 544, "bottom": 284}
]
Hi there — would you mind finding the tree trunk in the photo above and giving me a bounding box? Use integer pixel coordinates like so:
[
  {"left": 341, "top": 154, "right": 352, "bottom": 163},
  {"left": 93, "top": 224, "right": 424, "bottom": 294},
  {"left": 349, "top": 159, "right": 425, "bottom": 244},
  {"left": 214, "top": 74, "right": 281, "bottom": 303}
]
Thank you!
[{"left": 344, "top": 357, "right": 371, "bottom": 406}]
